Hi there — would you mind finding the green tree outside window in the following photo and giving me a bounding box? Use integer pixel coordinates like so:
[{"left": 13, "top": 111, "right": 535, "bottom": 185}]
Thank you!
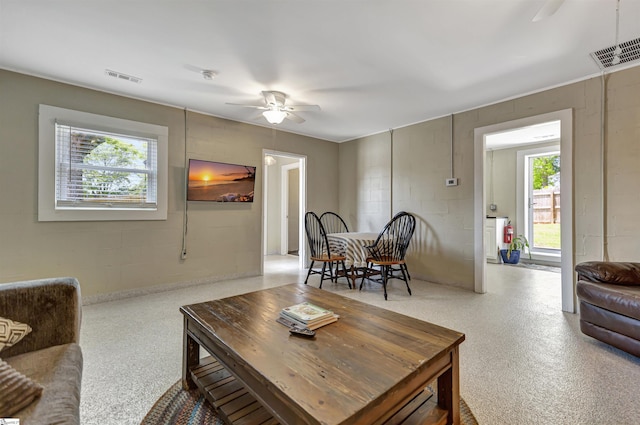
[{"left": 532, "top": 155, "right": 560, "bottom": 190}]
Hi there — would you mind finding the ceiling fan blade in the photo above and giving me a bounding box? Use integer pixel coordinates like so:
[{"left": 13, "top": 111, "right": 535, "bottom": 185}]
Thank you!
[
  {"left": 283, "top": 104, "right": 321, "bottom": 112},
  {"left": 250, "top": 112, "right": 265, "bottom": 121},
  {"left": 225, "top": 102, "right": 268, "bottom": 110},
  {"left": 261, "top": 91, "right": 278, "bottom": 106},
  {"left": 532, "top": 0, "right": 565, "bottom": 22},
  {"left": 285, "top": 112, "right": 305, "bottom": 124}
]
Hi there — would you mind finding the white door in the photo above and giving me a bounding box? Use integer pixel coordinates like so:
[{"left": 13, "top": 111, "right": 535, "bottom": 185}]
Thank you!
[
  {"left": 287, "top": 167, "right": 300, "bottom": 254},
  {"left": 524, "top": 150, "right": 561, "bottom": 257}
]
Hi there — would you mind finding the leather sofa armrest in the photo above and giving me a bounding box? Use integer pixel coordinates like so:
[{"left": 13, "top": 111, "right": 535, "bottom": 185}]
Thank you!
[
  {"left": 575, "top": 261, "right": 640, "bottom": 286},
  {"left": 0, "top": 277, "right": 81, "bottom": 358}
]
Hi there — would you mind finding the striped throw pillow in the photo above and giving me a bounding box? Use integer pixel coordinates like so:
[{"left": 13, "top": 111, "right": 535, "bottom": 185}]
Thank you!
[{"left": 0, "top": 358, "right": 44, "bottom": 416}]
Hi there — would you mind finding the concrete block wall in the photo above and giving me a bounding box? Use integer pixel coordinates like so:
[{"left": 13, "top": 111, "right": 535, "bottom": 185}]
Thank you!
[
  {"left": 604, "top": 70, "right": 640, "bottom": 260},
  {"left": 0, "top": 69, "right": 339, "bottom": 299},
  {"left": 339, "top": 65, "right": 640, "bottom": 290},
  {"left": 2, "top": 65, "right": 638, "bottom": 297},
  {"left": 338, "top": 131, "right": 391, "bottom": 233}
]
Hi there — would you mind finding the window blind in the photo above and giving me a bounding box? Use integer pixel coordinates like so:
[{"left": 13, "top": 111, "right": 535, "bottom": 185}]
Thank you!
[{"left": 54, "top": 123, "right": 158, "bottom": 209}]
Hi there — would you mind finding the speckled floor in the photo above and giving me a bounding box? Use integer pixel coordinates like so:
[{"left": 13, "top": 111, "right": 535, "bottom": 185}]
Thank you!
[{"left": 80, "top": 256, "right": 640, "bottom": 425}]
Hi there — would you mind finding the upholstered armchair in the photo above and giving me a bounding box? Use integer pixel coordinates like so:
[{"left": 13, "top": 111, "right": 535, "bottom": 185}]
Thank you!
[{"left": 0, "top": 277, "right": 83, "bottom": 423}]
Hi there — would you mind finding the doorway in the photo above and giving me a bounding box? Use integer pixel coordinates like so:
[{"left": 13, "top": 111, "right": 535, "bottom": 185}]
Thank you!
[
  {"left": 518, "top": 146, "right": 561, "bottom": 262},
  {"left": 262, "top": 150, "right": 306, "bottom": 271},
  {"left": 474, "top": 109, "right": 574, "bottom": 313}
]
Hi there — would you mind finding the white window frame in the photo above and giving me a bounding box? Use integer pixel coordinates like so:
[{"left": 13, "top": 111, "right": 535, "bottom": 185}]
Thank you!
[{"left": 39, "top": 105, "right": 168, "bottom": 221}]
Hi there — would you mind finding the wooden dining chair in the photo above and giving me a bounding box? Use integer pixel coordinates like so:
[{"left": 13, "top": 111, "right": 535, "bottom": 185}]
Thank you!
[
  {"left": 320, "top": 211, "right": 349, "bottom": 234},
  {"left": 390, "top": 210, "right": 413, "bottom": 280},
  {"left": 360, "top": 211, "right": 416, "bottom": 300},
  {"left": 304, "top": 212, "right": 351, "bottom": 289}
]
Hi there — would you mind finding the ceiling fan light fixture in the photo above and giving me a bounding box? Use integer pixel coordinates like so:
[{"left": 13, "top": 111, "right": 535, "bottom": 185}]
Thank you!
[{"left": 263, "top": 110, "right": 287, "bottom": 124}]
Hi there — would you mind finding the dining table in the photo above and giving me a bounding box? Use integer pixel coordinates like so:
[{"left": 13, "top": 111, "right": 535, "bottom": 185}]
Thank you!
[{"left": 326, "top": 231, "right": 379, "bottom": 287}]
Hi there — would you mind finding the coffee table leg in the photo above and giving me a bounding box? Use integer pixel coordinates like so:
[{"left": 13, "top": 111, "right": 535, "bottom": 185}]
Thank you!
[
  {"left": 437, "top": 346, "right": 460, "bottom": 425},
  {"left": 182, "top": 317, "right": 200, "bottom": 390}
]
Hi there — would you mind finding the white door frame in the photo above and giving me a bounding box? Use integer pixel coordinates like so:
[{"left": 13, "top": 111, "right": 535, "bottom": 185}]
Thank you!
[
  {"left": 262, "top": 149, "right": 307, "bottom": 271},
  {"left": 281, "top": 162, "right": 300, "bottom": 255},
  {"left": 473, "top": 109, "right": 575, "bottom": 313}
]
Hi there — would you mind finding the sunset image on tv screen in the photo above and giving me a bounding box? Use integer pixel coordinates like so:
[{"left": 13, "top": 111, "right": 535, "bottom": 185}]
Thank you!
[{"left": 187, "top": 159, "right": 255, "bottom": 202}]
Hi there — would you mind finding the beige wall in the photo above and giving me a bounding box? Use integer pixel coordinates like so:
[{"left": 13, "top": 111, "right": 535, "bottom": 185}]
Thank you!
[
  {"left": 0, "top": 70, "right": 339, "bottom": 298},
  {"left": 338, "top": 132, "right": 391, "bottom": 233},
  {"left": 3, "top": 66, "right": 638, "bottom": 296},
  {"left": 340, "top": 66, "right": 640, "bottom": 290}
]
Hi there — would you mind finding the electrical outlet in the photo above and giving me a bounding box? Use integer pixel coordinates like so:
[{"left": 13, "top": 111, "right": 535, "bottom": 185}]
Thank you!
[
  {"left": 445, "top": 178, "right": 458, "bottom": 187},
  {"left": 490, "top": 204, "right": 497, "bottom": 211},
  {"left": 180, "top": 249, "right": 187, "bottom": 260}
]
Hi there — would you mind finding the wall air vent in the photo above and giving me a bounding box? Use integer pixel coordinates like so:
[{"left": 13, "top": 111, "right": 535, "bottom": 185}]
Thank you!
[
  {"left": 590, "top": 37, "right": 640, "bottom": 70},
  {"left": 105, "top": 69, "right": 142, "bottom": 84}
]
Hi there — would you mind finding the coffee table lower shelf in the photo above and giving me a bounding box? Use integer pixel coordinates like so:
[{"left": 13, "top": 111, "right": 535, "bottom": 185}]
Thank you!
[{"left": 188, "top": 356, "right": 448, "bottom": 425}]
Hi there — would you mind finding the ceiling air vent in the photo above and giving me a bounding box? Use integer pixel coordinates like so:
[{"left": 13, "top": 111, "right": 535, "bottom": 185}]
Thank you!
[
  {"left": 105, "top": 69, "right": 142, "bottom": 84},
  {"left": 590, "top": 37, "right": 640, "bottom": 70}
]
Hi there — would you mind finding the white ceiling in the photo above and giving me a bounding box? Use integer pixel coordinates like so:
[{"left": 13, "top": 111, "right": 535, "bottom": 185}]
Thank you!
[
  {"left": 1, "top": 0, "right": 638, "bottom": 143},
  {"left": 486, "top": 120, "right": 560, "bottom": 150}
]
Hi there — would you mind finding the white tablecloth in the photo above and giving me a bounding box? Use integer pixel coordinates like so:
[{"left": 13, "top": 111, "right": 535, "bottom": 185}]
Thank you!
[{"left": 327, "top": 232, "right": 379, "bottom": 268}]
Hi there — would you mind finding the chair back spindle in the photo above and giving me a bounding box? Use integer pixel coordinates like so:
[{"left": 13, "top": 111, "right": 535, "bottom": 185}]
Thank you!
[
  {"left": 305, "top": 211, "right": 330, "bottom": 258},
  {"left": 367, "top": 212, "right": 416, "bottom": 263},
  {"left": 320, "top": 212, "right": 349, "bottom": 234},
  {"left": 304, "top": 211, "right": 350, "bottom": 288}
]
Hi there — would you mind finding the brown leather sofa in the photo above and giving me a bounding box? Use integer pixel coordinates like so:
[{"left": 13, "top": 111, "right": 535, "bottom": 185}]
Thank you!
[{"left": 575, "top": 261, "right": 640, "bottom": 357}]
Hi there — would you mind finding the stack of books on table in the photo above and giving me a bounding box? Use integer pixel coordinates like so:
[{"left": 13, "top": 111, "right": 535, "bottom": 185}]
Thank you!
[{"left": 278, "top": 302, "right": 339, "bottom": 330}]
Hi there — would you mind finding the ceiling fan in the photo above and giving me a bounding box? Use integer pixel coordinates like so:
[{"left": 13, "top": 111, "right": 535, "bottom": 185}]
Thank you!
[
  {"left": 532, "top": 0, "right": 565, "bottom": 22},
  {"left": 226, "top": 91, "right": 321, "bottom": 124}
]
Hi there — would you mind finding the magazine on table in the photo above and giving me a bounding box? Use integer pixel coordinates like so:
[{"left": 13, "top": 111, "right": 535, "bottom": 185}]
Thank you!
[
  {"left": 281, "top": 302, "right": 333, "bottom": 323},
  {"left": 278, "top": 312, "right": 339, "bottom": 330},
  {"left": 278, "top": 302, "right": 339, "bottom": 330}
]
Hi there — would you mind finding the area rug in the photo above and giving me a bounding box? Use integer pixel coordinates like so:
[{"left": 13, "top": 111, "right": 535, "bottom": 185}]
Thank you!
[{"left": 141, "top": 380, "right": 479, "bottom": 425}]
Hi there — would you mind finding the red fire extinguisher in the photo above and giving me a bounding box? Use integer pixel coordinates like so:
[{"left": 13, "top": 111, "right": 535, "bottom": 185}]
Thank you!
[{"left": 504, "top": 222, "right": 514, "bottom": 244}]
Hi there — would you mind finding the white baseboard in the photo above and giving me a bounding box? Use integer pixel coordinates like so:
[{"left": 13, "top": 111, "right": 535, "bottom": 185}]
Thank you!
[{"left": 82, "top": 270, "right": 260, "bottom": 305}]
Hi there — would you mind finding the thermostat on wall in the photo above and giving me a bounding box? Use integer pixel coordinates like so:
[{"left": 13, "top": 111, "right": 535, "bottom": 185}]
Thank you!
[{"left": 445, "top": 178, "right": 458, "bottom": 186}]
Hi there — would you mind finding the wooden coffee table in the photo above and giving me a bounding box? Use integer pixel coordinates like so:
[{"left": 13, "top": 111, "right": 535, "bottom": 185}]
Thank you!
[{"left": 181, "top": 283, "right": 465, "bottom": 425}]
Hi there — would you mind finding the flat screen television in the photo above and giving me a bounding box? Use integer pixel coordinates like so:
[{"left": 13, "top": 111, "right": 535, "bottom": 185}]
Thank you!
[{"left": 187, "top": 159, "right": 256, "bottom": 202}]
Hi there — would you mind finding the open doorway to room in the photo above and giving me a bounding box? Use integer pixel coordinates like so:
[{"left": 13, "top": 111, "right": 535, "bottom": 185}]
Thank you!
[
  {"left": 262, "top": 150, "right": 306, "bottom": 272},
  {"left": 474, "top": 110, "right": 574, "bottom": 313},
  {"left": 486, "top": 121, "right": 562, "bottom": 266}
]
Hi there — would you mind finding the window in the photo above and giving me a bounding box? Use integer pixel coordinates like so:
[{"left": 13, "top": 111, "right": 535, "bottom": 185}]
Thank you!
[
  {"left": 54, "top": 124, "right": 158, "bottom": 208},
  {"left": 39, "top": 105, "right": 168, "bottom": 221}
]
